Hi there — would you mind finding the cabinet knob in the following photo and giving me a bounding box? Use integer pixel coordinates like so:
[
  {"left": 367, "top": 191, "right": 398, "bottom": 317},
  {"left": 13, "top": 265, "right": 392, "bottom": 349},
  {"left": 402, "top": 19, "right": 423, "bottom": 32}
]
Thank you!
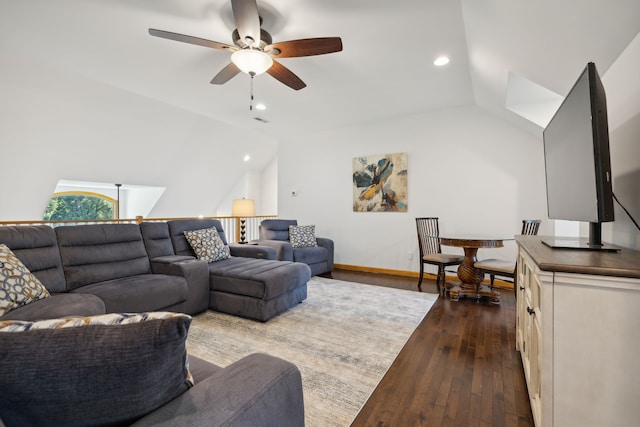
[
  {"left": 519, "top": 286, "right": 525, "bottom": 291},
  {"left": 527, "top": 306, "right": 535, "bottom": 316}
]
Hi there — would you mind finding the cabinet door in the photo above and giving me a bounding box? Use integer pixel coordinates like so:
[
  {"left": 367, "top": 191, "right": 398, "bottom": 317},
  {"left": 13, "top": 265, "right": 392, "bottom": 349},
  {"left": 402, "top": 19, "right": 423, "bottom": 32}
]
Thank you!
[
  {"left": 518, "top": 253, "right": 534, "bottom": 385},
  {"left": 516, "top": 253, "right": 529, "bottom": 352},
  {"left": 529, "top": 303, "right": 542, "bottom": 426},
  {"left": 517, "top": 248, "right": 544, "bottom": 427},
  {"left": 521, "top": 289, "right": 533, "bottom": 383}
]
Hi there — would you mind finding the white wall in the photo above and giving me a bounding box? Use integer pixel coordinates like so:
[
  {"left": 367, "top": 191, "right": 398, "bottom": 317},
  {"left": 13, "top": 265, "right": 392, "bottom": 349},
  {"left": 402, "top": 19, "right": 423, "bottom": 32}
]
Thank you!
[
  {"left": 216, "top": 171, "right": 264, "bottom": 217},
  {"left": 0, "top": 52, "right": 278, "bottom": 221},
  {"left": 607, "top": 114, "right": 640, "bottom": 249},
  {"left": 278, "top": 105, "right": 548, "bottom": 273},
  {"left": 602, "top": 32, "right": 640, "bottom": 249},
  {"left": 261, "top": 158, "right": 279, "bottom": 216}
]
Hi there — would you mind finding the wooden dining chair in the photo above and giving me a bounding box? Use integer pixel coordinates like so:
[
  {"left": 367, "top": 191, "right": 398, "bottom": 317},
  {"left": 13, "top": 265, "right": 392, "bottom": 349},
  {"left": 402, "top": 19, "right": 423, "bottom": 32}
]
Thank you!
[
  {"left": 474, "top": 219, "right": 541, "bottom": 290},
  {"left": 415, "top": 217, "right": 465, "bottom": 295}
]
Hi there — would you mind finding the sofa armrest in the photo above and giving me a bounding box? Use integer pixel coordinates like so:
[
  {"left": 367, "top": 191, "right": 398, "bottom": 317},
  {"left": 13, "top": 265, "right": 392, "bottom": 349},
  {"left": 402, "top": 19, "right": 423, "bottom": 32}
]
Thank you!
[
  {"left": 228, "top": 244, "right": 277, "bottom": 260},
  {"left": 149, "top": 257, "right": 209, "bottom": 315},
  {"left": 131, "top": 353, "right": 304, "bottom": 427},
  {"left": 250, "top": 240, "right": 294, "bottom": 261},
  {"left": 316, "top": 237, "right": 335, "bottom": 271}
]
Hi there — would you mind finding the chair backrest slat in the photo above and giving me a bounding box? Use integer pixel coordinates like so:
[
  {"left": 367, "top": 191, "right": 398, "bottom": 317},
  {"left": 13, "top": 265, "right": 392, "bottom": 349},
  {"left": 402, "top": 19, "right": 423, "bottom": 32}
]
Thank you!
[{"left": 415, "top": 217, "right": 442, "bottom": 257}]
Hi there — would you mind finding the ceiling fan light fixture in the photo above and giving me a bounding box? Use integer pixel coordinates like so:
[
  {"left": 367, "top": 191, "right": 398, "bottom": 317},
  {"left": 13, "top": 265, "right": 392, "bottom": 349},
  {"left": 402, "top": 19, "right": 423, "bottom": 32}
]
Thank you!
[{"left": 231, "top": 49, "right": 273, "bottom": 76}]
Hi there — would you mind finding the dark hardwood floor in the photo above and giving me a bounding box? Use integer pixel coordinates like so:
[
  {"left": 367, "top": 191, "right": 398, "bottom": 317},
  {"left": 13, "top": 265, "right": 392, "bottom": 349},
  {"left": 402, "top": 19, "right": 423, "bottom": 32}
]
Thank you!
[{"left": 331, "top": 269, "right": 534, "bottom": 427}]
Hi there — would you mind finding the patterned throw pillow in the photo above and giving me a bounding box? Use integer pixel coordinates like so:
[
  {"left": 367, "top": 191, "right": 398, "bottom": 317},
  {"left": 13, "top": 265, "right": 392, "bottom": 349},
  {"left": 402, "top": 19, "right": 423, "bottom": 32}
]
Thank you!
[
  {"left": 0, "top": 244, "right": 50, "bottom": 316},
  {"left": 184, "top": 227, "right": 231, "bottom": 262},
  {"left": 0, "top": 312, "right": 194, "bottom": 426},
  {"left": 289, "top": 225, "right": 318, "bottom": 248}
]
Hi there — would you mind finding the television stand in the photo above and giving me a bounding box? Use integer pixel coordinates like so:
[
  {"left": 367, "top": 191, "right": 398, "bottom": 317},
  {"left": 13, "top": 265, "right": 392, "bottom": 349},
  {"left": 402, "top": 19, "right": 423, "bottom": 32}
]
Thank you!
[{"left": 516, "top": 236, "right": 640, "bottom": 427}]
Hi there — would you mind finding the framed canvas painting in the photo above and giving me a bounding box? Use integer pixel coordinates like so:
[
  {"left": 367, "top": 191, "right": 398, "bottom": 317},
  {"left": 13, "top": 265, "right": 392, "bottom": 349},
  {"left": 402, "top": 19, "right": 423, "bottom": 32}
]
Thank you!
[{"left": 352, "top": 152, "right": 407, "bottom": 212}]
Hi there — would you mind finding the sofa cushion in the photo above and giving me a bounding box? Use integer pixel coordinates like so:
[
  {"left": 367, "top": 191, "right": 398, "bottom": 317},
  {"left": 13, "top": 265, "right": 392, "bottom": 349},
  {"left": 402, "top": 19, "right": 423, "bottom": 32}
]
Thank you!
[
  {"left": 259, "top": 219, "right": 297, "bottom": 241},
  {"left": 0, "top": 244, "right": 50, "bottom": 316},
  {"left": 0, "top": 225, "right": 67, "bottom": 293},
  {"left": 207, "top": 257, "right": 311, "bottom": 300},
  {"left": 0, "top": 293, "right": 106, "bottom": 321},
  {"left": 130, "top": 353, "right": 305, "bottom": 427},
  {"left": 184, "top": 227, "right": 231, "bottom": 262},
  {"left": 140, "top": 221, "right": 176, "bottom": 259},
  {"left": 168, "top": 219, "right": 229, "bottom": 257},
  {"left": 0, "top": 312, "right": 193, "bottom": 427},
  {"left": 55, "top": 223, "right": 152, "bottom": 291},
  {"left": 72, "top": 274, "right": 188, "bottom": 313},
  {"left": 289, "top": 225, "right": 318, "bottom": 248},
  {"left": 293, "top": 246, "right": 329, "bottom": 265}
]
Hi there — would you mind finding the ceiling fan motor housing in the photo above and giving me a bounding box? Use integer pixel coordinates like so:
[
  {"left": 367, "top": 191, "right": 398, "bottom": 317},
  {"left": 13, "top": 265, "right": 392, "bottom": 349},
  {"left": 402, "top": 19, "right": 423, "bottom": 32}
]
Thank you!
[{"left": 232, "top": 28, "right": 273, "bottom": 50}]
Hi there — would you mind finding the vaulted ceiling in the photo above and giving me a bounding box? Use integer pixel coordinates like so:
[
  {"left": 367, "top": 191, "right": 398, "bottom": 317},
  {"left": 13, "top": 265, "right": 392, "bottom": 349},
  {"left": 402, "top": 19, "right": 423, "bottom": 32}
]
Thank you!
[{"left": 2, "top": 0, "right": 639, "bottom": 139}]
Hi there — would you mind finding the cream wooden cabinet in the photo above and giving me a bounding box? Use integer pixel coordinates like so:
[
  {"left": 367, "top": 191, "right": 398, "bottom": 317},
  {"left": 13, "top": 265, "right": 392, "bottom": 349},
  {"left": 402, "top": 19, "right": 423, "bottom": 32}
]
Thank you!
[
  {"left": 516, "top": 245, "right": 552, "bottom": 427},
  {"left": 516, "top": 236, "right": 640, "bottom": 427}
]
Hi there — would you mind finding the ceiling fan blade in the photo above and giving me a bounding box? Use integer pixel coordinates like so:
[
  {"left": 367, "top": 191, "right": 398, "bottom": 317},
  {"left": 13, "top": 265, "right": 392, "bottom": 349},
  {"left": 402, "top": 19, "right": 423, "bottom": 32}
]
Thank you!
[
  {"left": 266, "top": 37, "right": 343, "bottom": 58},
  {"left": 210, "top": 63, "right": 241, "bottom": 85},
  {"left": 149, "top": 28, "right": 234, "bottom": 51},
  {"left": 231, "top": 0, "right": 261, "bottom": 48},
  {"left": 267, "top": 61, "right": 307, "bottom": 91}
]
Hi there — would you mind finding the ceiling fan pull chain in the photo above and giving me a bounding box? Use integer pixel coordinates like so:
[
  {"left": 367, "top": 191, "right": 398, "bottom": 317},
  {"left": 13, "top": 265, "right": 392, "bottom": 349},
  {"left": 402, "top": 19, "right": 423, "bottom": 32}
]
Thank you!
[{"left": 249, "top": 71, "right": 255, "bottom": 111}]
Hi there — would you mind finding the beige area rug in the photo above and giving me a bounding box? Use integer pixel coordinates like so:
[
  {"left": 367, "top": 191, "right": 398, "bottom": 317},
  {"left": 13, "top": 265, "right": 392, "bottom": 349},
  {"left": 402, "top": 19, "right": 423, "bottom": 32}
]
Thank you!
[{"left": 187, "top": 277, "right": 438, "bottom": 426}]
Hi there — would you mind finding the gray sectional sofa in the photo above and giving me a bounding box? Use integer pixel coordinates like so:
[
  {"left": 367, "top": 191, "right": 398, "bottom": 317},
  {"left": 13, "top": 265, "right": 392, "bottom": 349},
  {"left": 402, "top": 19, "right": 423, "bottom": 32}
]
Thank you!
[
  {"left": 0, "top": 220, "right": 311, "bottom": 322},
  {"left": 0, "top": 220, "right": 309, "bottom": 427}
]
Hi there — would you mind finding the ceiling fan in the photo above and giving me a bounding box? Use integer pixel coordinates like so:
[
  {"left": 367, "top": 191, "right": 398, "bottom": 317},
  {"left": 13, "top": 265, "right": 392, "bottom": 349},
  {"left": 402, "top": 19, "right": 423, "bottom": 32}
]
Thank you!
[{"left": 149, "top": 0, "right": 343, "bottom": 90}]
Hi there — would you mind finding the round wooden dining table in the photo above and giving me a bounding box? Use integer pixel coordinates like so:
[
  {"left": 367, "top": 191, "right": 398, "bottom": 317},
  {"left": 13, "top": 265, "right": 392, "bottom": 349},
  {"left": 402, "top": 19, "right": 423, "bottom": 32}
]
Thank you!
[{"left": 439, "top": 236, "right": 507, "bottom": 303}]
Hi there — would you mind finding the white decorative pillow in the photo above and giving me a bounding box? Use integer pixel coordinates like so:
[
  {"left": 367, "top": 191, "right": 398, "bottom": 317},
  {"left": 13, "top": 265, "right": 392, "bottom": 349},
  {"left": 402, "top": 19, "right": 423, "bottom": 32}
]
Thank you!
[
  {"left": 0, "top": 244, "right": 50, "bottom": 316},
  {"left": 184, "top": 227, "right": 230, "bottom": 262},
  {"left": 289, "top": 225, "right": 318, "bottom": 248}
]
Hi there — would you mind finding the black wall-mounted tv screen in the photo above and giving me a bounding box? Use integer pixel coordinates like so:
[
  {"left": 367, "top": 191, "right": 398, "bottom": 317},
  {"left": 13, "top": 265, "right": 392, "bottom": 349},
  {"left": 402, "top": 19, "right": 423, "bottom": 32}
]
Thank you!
[{"left": 542, "top": 62, "right": 616, "bottom": 250}]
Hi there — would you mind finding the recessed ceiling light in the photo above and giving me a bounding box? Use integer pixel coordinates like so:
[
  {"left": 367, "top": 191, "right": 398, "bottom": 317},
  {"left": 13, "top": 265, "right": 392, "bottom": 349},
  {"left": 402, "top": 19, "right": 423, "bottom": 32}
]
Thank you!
[
  {"left": 255, "top": 103, "right": 266, "bottom": 110},
  {"left": 243, "top": 155, "right": 251, "bottom": 162},
  {"left": 434, "top": 56, "right": 450, "bottom": 66}
]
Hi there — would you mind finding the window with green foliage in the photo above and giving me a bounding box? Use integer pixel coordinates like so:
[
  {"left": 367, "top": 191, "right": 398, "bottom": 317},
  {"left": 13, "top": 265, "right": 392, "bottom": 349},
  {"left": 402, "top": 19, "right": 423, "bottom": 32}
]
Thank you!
[{"left": 43, "top": 192, "right": 117, "bottom": 221}]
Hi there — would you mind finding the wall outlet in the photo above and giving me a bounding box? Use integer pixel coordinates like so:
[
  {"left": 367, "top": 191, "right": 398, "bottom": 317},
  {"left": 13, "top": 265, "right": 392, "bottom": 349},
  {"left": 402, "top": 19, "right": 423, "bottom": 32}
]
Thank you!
[{"left": 407, "top": 251, "right": 413, "bottom": 260}]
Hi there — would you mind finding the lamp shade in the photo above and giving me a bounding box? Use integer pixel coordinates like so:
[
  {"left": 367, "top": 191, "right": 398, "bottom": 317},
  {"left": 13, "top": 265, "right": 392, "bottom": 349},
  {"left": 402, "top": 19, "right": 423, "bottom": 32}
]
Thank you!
[
  {"left": 231, "top": 49, "right": 273, "bottom": 76},
  {"left": 232, "top": 199, "right": 255, "bottom": 217}
]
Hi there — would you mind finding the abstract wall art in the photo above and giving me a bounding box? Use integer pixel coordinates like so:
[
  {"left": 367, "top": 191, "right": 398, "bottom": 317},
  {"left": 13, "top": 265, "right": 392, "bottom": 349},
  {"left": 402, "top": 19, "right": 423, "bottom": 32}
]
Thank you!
[{"left": 352, "top": 152, "right": 408, "bottom": 212}]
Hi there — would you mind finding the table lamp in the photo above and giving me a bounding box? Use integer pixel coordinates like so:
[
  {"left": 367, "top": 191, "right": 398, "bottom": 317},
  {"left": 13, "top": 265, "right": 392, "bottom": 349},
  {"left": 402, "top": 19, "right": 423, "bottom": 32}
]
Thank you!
[{"left": 232, "top": 198, "right": 255, "bottom": 244}]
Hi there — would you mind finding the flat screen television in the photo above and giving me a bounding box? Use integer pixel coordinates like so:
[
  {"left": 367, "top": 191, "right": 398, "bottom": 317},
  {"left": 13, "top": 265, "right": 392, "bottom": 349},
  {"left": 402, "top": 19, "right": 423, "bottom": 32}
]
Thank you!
[{"left": 542, "top": 62, "right": 617, "bottom": 251}]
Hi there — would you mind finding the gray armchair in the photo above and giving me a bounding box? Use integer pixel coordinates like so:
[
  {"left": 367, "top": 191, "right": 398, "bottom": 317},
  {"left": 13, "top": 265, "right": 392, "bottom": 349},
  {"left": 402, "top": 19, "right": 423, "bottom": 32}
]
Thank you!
[{"left": 255, "top": 219, "right": 334, "bottom": 276}]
